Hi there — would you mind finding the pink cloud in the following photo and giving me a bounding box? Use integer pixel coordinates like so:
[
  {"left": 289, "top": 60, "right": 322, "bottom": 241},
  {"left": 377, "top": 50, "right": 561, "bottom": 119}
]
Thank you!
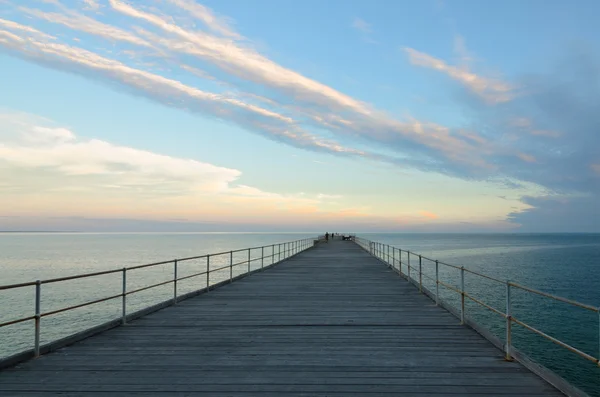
[{"left": 419, "top": 211, "right": 438, "bottom": 220}]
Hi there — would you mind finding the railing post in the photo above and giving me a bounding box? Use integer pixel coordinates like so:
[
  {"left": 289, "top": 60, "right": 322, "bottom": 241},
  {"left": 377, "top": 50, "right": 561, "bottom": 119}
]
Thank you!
[
  {"left": 419, "top": 255, "right": 422, "bottom": 293},
  {"left": 34, "top": 280, "right": 41, "bottom": 357},
  {"left": 407, "top": 251, "right": 411, "bottom": 283},
  {"left": 460, "top": 267, "right": 465, "bottom": 325},
  {"left": 386, "top": 245, "right": 390, "bottom": 266},
  {"left": 393, "top": 248, "right": 396, "bottom": 270},
  {"left": 206, "top": 255, "right": 210, "bottom": 291},
  {"left": 435, "top": 260, "right": 439, "bottom": 306},
  {"left": 398, "top": 249, "right": 402, "bottom": 275},
  {"left": 278, "top": 244, "right": 281, "bottom": 262},
  {"left": 121, "top": 268, "right": 127, "bottom": 325},
  {"left": 505, "top": 281, "right": 512, "bottom": 361},
  {"left": 272, "top": 244, "right": 275, "bottom": 265},
  {"left": 261, "top": 246, "right": 264, "bottom": 269},
  {"left": 247, "top": 248, "right": 251, "bottom": 273},
  {"left": 230, "top": 251, "right": 233, "bottom": 282},
  {"left": 173, "top": 260, "right": 178, "bottom": 305}
]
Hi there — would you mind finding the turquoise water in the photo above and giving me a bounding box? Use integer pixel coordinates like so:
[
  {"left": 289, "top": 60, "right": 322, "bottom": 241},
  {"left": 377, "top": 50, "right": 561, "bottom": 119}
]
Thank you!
[{"left": 1, "top": 232, "right": 599, "bottom": 395}]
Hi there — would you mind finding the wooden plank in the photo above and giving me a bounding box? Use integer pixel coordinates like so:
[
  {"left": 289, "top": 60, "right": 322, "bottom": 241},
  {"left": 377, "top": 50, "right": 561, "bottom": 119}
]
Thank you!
[{"left": 0, "top": 240, "right": 565, "bottom": 396}]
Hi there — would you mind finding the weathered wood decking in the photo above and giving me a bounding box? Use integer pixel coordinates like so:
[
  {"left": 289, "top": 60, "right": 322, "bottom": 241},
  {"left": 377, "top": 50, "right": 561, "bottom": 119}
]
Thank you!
[{"left": 0, "top": 240, "right": 563, "bottom": 396}]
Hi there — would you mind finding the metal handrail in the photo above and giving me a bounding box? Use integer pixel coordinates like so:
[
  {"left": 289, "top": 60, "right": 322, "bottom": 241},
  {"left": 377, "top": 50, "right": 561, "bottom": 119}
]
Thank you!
[
  {"left": 0, "top": 237, "right": 316, "bottom": 358},
  {"left": 354, "top": 236, "right": 600, "bottom": 367}
]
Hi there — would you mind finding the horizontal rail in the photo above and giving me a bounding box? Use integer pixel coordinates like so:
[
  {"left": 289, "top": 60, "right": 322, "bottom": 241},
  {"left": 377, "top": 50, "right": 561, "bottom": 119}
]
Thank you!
[
  {"left": 437, "top": 279, "right": 461, "bottom": 294},
  {"left": 127, "top": 259, "right": 176, "bottom": 271},
  {"left": 0, "top": 281, "right": 38, "bottom": 291},
  {"left": 176, "top": 271, "right": 206, "bottom": 282},
  {"left": 463, "top": 291, "right": 505, "bottom": 318},
  {"left": 511, "top": 317, "right": 599, "bottom": 364},
  {"left": 463, "top": 268, "right": 505, "bottom": 284},
  {"left": 0, "top": 315, "right": 36, "bottom": 328},
  {"left": 421, "top": 272, "right": 436, "bottom": 282},
  {"left": 176, "top": 254, "right": 207, "bottom": 262},
  {"left": 40, "top": 268, "right": 122, "bottom": 284},
  {"left": 211, "top": 264, "right": 232, "bottom": 272},
  {"left": 42, "top": 293, "right": 122, "bottom": 318},
  {"left": 509, "top": 281, "right": 599, "bottom": 312},
  {"left": 126, "top": 279, "right": 174, "bottom": 296}
]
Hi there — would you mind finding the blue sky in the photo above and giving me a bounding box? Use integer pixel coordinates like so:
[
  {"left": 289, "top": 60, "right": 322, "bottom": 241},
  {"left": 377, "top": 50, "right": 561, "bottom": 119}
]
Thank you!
[{"left": 0, "top": 0, "right": 599, "bottom": 232}]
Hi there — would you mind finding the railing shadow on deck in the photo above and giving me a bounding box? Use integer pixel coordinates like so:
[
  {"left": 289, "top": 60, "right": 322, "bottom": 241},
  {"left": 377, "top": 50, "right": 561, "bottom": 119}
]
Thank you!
[
  {"left": 354, "top": 236, "right": 597, "bottom": 397},
  {"left": 0, "top": 237, "right": 317, "bottom": 370}
]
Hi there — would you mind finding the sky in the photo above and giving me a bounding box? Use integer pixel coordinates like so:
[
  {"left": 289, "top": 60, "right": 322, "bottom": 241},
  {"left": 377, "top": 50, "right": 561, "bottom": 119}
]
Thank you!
[{"left": 0, "top": 0, "right": 599, "bottom": 232}]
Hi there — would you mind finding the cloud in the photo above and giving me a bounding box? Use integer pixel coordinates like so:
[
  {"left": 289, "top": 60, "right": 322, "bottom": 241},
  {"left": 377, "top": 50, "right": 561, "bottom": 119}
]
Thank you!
[
  {"left": 508, "top": 195, "right": 600, "bottom": 233},
  {"left": 316, "top": 193, "right": 343, "bottom": 200},
  {"left": 509, "top": 117, "right": 560, "bottom": 138},
  {"left": 19, "top": 7, "right": 153, "bottom": 47},
  {"left": 3, "top": 1, "right": 597, "bottom": 232},
  {"left": 419, "top": 211, "right": 438, "bottom": 220},
  {"left": 0, "top": 17, "right": 56, "bottom": 40},
  {"left": 351, "top": 17, "right": 377, "bottom": 45},
  {"left": 404, "top": 47, "right": 515, "bottom": 104},
  {"left": 467, "top": 50, "right": 600, "bottom": 231},
  {"left": 530, "top": 129, "right": 560, "bottom": 138},
  {"left": 81, "top": 0, "right": 100, "bottom": 11},
  {"left": 453, "top": 34, "right": 474, "bottom": 67},
  {"left": 166, "top": 0, "right": 241, "bottom": 39},
  {"left": 0, "top": 111, "right": 361, "bottom": 224},
  {"left": 1, "top": 3, "right": 507, "bottom": 178},
  {"left": 592, "top": 164, "right": 600, "bottom": 176},
  {"left": 352, "top": 18, "right": 371, "bottom": 34},
  {"left": 0, "top": 112, "right": 241, "bottom": 194}
]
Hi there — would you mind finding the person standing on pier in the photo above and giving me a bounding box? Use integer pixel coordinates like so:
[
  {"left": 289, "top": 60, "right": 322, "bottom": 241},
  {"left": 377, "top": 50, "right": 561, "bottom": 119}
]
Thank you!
[{"left": 325, "top": 232, "right": 329, "bottom": 242}]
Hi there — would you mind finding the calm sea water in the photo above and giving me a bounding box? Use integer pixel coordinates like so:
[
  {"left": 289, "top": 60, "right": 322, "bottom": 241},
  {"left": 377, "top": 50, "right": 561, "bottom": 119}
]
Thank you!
[{"left": 1, "top": 232, "right": 599, "bottom": 395}]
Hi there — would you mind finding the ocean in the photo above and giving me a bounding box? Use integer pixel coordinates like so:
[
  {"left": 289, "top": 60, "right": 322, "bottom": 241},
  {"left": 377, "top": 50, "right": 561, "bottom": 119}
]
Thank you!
[{"left": 1, "top": 232, "right": 599, "bottom": 395}]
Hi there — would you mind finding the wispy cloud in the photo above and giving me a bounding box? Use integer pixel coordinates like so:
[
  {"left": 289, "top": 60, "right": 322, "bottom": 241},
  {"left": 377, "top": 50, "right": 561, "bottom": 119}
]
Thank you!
[
  {"left": 419, "top": 210, "right": 438, "bottom": 220},
  {"left": 166, "top": 0, "right": 241, "bottom": 39},
  {"left": 19, "top": 7, "right": 153, "bottom": 47},
  {"left": 0, "top": 17, "right": 56, "bottom": 40},
  {"left": 352, "top": 18, "right": 371, "bottom": 34},
  {"left": 509, "top": 117, "right": 560, "bottom": 138},
  {"left": 108, "top": 0, "right": 372, "bottom": 115},
  {"left": 351, "top": 17, "right": 377, "bottom": 45},
  {"left": 0, "top": 3, "right": 501, "bottom": 175},
  {"left": 404, "top": 47, "right": 515, "bottom": 104},
  {"left": 317, "top": 193, "right": 343, "bottom": 200},
  {"left": 81, "top": 0, "right": 100, "bottom": 11}
]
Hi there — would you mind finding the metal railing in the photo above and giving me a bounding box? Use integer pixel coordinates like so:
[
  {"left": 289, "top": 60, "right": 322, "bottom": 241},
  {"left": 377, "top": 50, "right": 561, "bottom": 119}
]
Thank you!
[
  {"left": 0, "top": 237, "right": 316, "bottom": 359},
  {"left": 354, "top": 237, "right": 600, "bottom": 367}
]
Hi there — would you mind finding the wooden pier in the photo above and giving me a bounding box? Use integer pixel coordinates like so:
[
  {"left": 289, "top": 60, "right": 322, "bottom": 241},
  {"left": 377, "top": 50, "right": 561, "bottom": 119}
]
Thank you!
[{"left": 0, "top": 239, "right": 564, "bottom": 396}]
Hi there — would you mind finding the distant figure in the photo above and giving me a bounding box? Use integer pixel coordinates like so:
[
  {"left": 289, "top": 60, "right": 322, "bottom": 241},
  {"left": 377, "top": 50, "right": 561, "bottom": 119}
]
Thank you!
[{"left": 325, "top": 232, "right": 329, "bottom": 242}]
